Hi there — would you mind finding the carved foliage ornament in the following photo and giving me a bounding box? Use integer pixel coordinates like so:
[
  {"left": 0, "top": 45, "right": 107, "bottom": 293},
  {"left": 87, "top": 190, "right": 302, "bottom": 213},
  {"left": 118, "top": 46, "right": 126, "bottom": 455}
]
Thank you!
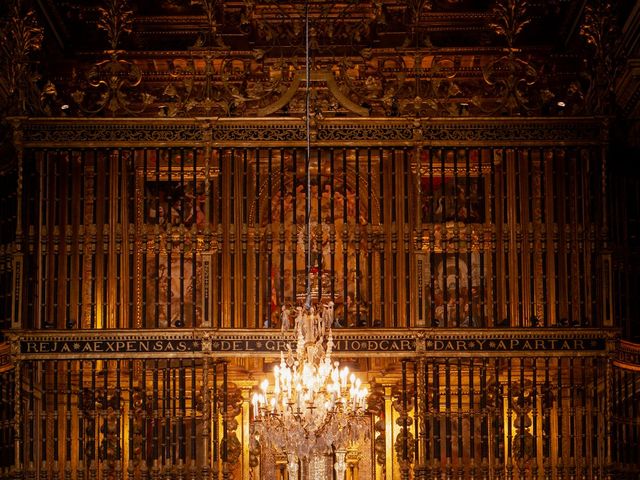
[
  {"left": 241, "top": 0, "right": 382, "bottom": 49},
  {"left": 74, "top": 0, "right": 154, "bottom": 116},
  {"left": 473, "top": 0, "right": 539, "bottom": 115},
  {"left": 579, "top": 0, "right": 621, "bottom": 115},
  {"left": 0, "top": 0, "right": 43, "bottom": 116}
]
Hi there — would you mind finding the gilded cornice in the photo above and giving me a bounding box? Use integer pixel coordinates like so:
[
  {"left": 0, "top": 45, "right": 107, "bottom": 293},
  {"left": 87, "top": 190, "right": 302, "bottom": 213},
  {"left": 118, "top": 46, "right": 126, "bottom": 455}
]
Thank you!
[{"left": 12, "top": 116, "right": 606, "bottom": 148}]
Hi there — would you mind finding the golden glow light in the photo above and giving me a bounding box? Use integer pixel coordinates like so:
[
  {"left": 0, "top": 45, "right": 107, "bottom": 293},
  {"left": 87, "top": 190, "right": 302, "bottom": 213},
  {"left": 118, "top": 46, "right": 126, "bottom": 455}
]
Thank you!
[{"left": 251, "top": 306, "right": 368, "bottom": 460}]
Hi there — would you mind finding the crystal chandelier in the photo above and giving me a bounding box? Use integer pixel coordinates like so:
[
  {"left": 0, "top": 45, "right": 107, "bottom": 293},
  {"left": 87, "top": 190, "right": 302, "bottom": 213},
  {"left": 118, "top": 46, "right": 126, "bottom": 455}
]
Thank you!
[
  {"left": 251, "top": 304, "right": 369, "bottom": 460},
  {"left": 251, "top": 0, "right": 369, "bottom": 473}
]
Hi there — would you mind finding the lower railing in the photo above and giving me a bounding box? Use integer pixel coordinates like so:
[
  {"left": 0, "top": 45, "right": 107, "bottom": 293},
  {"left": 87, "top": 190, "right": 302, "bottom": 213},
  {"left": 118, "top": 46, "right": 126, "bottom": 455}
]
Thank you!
[{"left": 0, "top": 329, "right": 637, "bottom": 479}]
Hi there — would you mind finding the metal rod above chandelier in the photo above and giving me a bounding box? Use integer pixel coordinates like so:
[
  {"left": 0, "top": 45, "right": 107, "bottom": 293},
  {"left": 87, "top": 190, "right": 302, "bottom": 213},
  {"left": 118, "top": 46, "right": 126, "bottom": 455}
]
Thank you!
[{"left": 250, "top": 0, "right": 370, "bottom": 477}]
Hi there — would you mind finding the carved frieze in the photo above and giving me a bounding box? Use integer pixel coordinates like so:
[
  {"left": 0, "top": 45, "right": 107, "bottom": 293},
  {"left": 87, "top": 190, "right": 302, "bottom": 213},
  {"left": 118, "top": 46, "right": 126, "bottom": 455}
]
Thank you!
[
  {"left": 20, "top": 120, "right": 209, "bottom": 145},
  {"left": 15, "top": 117, "right": 605, "bottom": 147},
  {"left": 10, "top": 328, "right": 614, "bottom": 360}
]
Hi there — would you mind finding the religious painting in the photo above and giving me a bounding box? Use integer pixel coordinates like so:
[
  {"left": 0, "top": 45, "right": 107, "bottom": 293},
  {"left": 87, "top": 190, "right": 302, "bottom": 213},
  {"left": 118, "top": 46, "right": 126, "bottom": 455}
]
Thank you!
[
  {"left": 416, "top": 148, "right": 487, "bottom": 224},
  {"left": 256, "top": 152, "right": 375, "bottom": 329},
  {"left": 135, "top": 149, "right": 210, "bottom": 328},
  {"left": 417, "top": 252, "right": 484, "bottom": 327},
  {"left": 144, "top": 179, "right": 208, "bottom": 229},
  {"left": 420, "top": 175, "right": 484, "bottom": 223},
  {"left": 145, "top": 253, "right": 203, "bottom": 328}
]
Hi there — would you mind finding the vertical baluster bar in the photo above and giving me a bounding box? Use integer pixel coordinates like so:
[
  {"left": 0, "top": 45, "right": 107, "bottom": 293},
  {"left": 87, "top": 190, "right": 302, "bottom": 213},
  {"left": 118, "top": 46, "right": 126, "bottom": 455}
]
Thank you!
[
  {"left": 379, "top": 148, "right": 386, "bottom": 326},
  {"left": 163, "top": 366, "right": 170, "bottom": 470},
  {"left": 14, "top": 366, "right": 22, "bottom": 480},
  {"left": 154, "top": 150, "right": 161, "bottom": 329},
  {"left": 481, "top": 358, "right": 488, "bottom": 477},
  {"left": 494, "top": 359, "right": 503, "bottom": 478},
  {"left": 152, "top": 361, "right": 159, "bottom": 469},
  {"left": 506, "top": 358, "right": 512, "bottom": 480},
  {"left": 172, "top": 366, "right": 177, "bottom": 466},
  {"left": 557, "top": 358, "right": 564, "bottom": 479},
  {"left": 190, "top": 361, "right": 196, "bottom": 471},
  {"left": 292, "top": 148, "right": 299, "bottom": 303},
  {"left": 167, "top": 152, "right": 174, "bottom": 327},
  {"left": 434, "top": 361, "right": 441, "bottom": 477},
  {"left": 569, "top": 358, "right": 576, "bottom": 477},
  {"left": 579, "top": 359, "right": 587, "bottom": 478},
  {"left": 263, "top": 150, "right": 272, "bottom": 329},
  {"left": 222, "top": 362, "right": 228, "bottom": 480},
  {"left": 212, "top": 361, "right": 218, "bottom": 479},
  {"left": 469, "top": 359, "right": 476, "bottom": 478},
  {"left": 454, "top": 149, "right": 462, "bottom": 327},
  {"left": 342, "top": 148, "right": 349, "bottom": 326},
  {"left": 242, "top": 149, "right": 248, "bottom": 327},
  {"left": 329, "top": 148, "right": 336, "bottom": 305},
  {"left": 611, "top": 365, "right": 618, "bottom": 474},
  {"left": 367, "top": 149, "right": 373, "bottom": 326},
  {"left": 253, "top": 149, "right": 260, "bottom": 328},
  {"left": 116, "top": 361, "right": 122, "bottom": 477},
  {"left": 465, "top": 149, "right": 474, "bottom": 328},
  {"left": 444, "top": 358, "right": 452, "bottom": 478},
  {"left": 402, "top": 149, "right": 410, "bottom": 327},
  {"left": 426, "top": 150, "right": 435, "bottom": 327},
  {"left": 278, "top": 148, "right": 285, "bottom": 310},
  {"left": 52, "top": 362, "right": 59, "bottom": 480},
  {"left": 77, "top": 361, "right": 84, "bottom": 479},
  {"left": 181, "top": 363, "right": 187, "bottom": 470},
  {"left": 27, "top": 363, "right": 34, "bottom": 473},
  {"left": 179, "top": 149, "right": 186, "bottom": 328},
  {"left": 414, "top": 360, "right": 420, "bottom": 470},
  {"left": 89, "top": 361, "right": 97, "bottom": 479},
  {"left": 620, "top": 367, "right": 626, "bottom": 472},
  {"left": 531, "top": 358, "right": 538, "bottom": 479},
  {"left": 401, "top": 360, "right": 408, "bottom": 479},
  {"left": 65, "top": 361, "right": 71, "bottom": 479},
  {"left": 518, "top": 359, "right": 526, "bottom": 479},
  {"left": 456, "top": 359, "right": 463, "bottom": 478},
  {"left": 425, "top": 359, "right": 432, "bottom": 477},
  {"left": 142, "top": 360, "right": 149, "bottom": 476},
  {"left": 633, "top": 372, "right": 639, "bottom": 479},
  {"left": 40, "top": 364, "right": 48, "bottom": 479},
  {"left": 589, "top": 357, "right": 598, "bottom": 475},
  {"left": 128, "top": 360, "right": 134, "bottom": 479}
]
